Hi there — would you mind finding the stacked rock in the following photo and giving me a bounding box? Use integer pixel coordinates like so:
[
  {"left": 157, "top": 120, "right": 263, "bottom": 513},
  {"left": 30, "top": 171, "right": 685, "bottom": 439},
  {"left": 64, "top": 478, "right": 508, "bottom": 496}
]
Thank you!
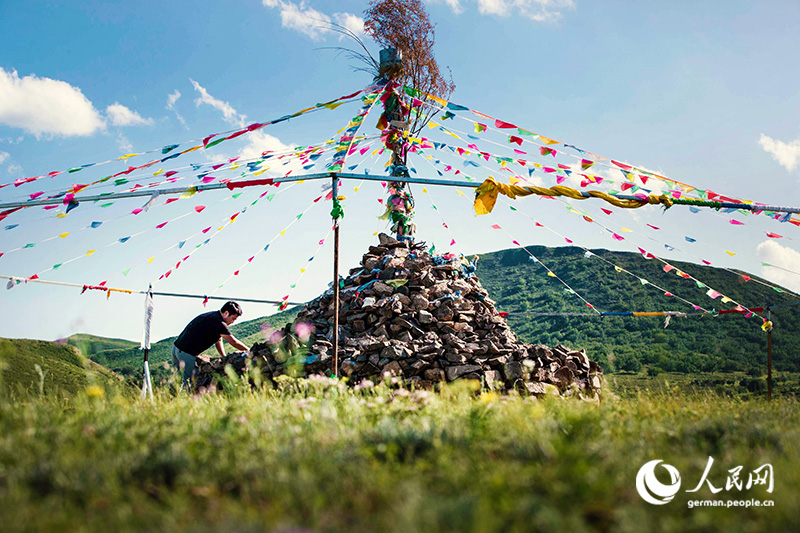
[{"left": 195, "top": 233, "right": 603, "bottom": 396}]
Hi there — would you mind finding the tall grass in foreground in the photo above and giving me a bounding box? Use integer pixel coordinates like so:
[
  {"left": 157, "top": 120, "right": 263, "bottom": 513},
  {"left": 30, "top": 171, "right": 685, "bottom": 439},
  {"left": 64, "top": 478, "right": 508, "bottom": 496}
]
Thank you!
[{"left": 0, "top": 377, "right": 797, "bottom": 532}]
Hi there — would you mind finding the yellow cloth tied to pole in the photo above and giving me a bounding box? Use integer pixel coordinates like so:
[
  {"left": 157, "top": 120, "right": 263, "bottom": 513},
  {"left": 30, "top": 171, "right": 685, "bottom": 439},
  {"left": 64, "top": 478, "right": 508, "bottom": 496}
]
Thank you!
[{"left": 473, "top": 177, "right": 674, "bottom": 215}]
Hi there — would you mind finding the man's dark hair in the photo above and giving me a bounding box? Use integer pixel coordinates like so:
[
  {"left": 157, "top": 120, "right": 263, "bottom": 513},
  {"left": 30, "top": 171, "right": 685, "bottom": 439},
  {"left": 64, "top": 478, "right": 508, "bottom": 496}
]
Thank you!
[{"left": 221, "top": 301, "right": 242, "bottom": 316}]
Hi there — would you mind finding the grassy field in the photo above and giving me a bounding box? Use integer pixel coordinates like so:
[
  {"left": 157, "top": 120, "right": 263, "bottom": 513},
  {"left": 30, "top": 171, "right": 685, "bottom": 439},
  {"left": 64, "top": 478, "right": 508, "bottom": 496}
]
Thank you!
[{"left": 0, "top": 372, "right": 796, "bottom": 532}]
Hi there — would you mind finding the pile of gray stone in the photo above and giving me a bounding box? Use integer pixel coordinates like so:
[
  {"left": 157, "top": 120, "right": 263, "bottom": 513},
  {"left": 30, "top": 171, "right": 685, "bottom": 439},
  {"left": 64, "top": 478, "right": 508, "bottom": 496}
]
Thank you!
[{"left": 195, "top": 233, "right": 603, "bottom": 396}]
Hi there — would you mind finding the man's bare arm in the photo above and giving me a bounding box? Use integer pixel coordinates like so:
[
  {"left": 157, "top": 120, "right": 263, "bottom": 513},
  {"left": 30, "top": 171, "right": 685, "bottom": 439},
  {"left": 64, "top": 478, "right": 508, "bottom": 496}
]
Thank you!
[
  {"left": 221, "top": 334, "right": 249, "bottom": 352},
  {"left": 214, "top": 338, "right": 226, "bottom": 357}
]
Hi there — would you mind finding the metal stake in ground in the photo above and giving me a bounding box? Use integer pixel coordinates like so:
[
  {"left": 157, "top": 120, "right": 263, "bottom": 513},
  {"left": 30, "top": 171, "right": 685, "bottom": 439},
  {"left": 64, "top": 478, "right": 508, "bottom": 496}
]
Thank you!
[
  {"left": 767, "top": 307, "right": 773, "bottom": 401},
  {"left": 331, "top": 176, "right": 341, "bottom": 378}
]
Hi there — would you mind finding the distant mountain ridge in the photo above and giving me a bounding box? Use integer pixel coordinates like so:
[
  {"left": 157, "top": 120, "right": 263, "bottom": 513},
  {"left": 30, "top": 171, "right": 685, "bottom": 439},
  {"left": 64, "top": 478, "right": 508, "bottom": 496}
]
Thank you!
[{"left": 476, "top": 246, "right": 800, "bottom": 373}]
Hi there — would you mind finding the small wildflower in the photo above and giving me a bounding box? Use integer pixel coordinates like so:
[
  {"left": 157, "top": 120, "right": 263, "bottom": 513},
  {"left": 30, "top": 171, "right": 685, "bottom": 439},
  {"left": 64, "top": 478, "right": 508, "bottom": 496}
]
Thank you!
[{"left": 85, "top": 385, "right": 104, "bottom": 398}]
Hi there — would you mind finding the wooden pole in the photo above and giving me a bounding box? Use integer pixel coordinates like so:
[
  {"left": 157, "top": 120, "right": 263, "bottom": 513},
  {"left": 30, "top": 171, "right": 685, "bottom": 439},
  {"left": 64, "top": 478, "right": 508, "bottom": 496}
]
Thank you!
[
  {"left": 767, "top": 308, "right": 773, "bottom": 401},
  {"left": 332, "top": 176, "right": 340, "bottom": 378}
]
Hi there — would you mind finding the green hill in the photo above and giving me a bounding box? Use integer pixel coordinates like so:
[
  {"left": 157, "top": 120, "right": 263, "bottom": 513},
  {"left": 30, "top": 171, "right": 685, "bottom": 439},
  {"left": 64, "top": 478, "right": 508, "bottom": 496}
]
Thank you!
[
  {"left": 476, "top": 246, "right": 800, "bottom": 374},
  {"left": 0, "top": 338, "right": 123, "bottom": 397},
  {"left": 68, "top": 306, "right": 301, "bottom": 381}
]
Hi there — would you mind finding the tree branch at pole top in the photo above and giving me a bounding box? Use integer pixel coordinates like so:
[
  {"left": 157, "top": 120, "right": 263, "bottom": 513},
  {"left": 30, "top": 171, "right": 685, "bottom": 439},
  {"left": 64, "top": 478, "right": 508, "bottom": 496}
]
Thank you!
[{"left": 0, "top": 275, "right": 306, "bottom": 306}]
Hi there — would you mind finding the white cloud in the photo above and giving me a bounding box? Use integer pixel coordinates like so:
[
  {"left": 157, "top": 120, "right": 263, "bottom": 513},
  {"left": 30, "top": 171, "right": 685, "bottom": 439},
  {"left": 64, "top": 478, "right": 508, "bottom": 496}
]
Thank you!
[
  {"left": 239, "top": 130, "right": 293, "bottom": 161},
  {"left": 116, "top": 133, "right": 133, "bottom": 153},
  {"left": 0, "top": 67, "right": 105, "bottom": 138},
  {"left": 262, "top": 1, "right": 364, "bottom": 40},
  {"left": 477, "top": 0, "right": 509, "bottom": 16},
  {"left": 756, "top": 240, "right": 800, "bottom": 293},
  {"left": 7, "top": 163, "right": 23, "bottom": 176},
  {"left": 106, "top": 103, "right": 154, "bottom": 127},
  {"left": 431, "top": 0, "right": 574, "bottom": 21},
  {"left": 167, "top": 90, "right": 181, "bottom": 110},
  {"left": 334, "top": 12, "right": 365, "bottom": 36},
  {"left": 759, "top": 133, "right": 800, "bottom": 172},
  {"left": 0, "top": 151, "right": 8, "bottom": 166},
  {"left": 189, "top": 79, "right": 247, "bottom": 127},
  {"left": 166, "top": 89, "right": 187, "bottom": 127},
  {"left": 442, "top": 0, "right": 465, "bottom": 14}
]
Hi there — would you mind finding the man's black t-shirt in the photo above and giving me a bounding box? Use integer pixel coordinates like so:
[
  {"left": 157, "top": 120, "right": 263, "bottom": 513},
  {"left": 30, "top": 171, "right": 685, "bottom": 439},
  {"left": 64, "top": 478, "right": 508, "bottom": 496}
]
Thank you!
[{"left": 174, "top": 311, "right": 231, "bottom": 356}]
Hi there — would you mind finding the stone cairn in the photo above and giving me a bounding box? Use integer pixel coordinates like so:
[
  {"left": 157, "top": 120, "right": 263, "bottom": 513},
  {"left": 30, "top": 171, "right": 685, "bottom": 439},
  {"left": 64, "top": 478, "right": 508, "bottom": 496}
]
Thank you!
[{"left": 195, "top": 233, "right": 604, "bottom": 396}]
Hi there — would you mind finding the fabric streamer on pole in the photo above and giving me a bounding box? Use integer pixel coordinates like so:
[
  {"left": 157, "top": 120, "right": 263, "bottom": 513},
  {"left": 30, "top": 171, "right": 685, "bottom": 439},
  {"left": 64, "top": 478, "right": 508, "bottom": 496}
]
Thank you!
[{"left": 141, "top": 284, "right": 154, "bottom": 401}]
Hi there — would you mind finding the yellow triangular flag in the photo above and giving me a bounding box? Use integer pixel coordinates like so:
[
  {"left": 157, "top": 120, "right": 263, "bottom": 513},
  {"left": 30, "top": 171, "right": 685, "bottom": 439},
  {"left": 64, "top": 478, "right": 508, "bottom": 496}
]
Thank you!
[
  {"left": 154, "top": 169, "right": 165, "bottom": 176},
  {"left": 540, "top": 136, "right": 559, "bottom": 145},
  {"left": 148, "top": 257, "right": 155, "bottom": 264},
  {"left": 422, "top": 187, "right": 428, "bottom": 193},
  {"left": 721, "top": 296, "right": 733, "bottom": 303},
  {"left": 620, "top": 227, "right": 632, "bottom": 232},
  {"left": 428, "top": 121, "right": 441, "bottom": 129},
  {"left": 354, "top": 186, "right": 360, "bottom": 193},
  {"left": 56, "top": 213, "right": 67, "bottom": 219},
  {"left": 230, "top": 163, "right": 240, "bottom": 171},
  {"left": 280, "top": 229, "right": 286, "bottom": 236},
  {"left": 300, "top": 268, "right": 306, "bottom": 273},
  {"left": 456, "top": 189, "right": 465, "bottom": 196},
  {"left": 725, "top": 250, "right": 736, "bottom": 256},
  {"left": 86, "top": 250, "right": 96, "bottom": 256},
  {"left": 180, "top": 186, "right": 197, "bottom": 199},
  {"left": 547, "top": 272, "right": 556, "bottom": 277},
  {"left": 325, "top": 102, "right": 344, "bottom": 110},
  {"left": 254, "top": 168, "right": 269, "bottom": 176},
  {"left": 59, "top": 232, "right": 70, "bottom": 239},
  {"left": 614, "top": 266, "right": 622, "bottom": 272}
]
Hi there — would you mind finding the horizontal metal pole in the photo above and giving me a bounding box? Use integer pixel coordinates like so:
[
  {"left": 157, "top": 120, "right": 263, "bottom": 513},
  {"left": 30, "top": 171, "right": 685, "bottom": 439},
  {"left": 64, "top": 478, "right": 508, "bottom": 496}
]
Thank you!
[
  {"left": 0, "top": 172, "right": 481, "bottom": 209},
  {"left": 151, "top": 291, "right": 305, "bottom": 306},
  {"left": 0, "top": 274, "right": 305, "bottom": 306},
  {"left": 3, "top": 172, "right": 799, "bottom": 215}
]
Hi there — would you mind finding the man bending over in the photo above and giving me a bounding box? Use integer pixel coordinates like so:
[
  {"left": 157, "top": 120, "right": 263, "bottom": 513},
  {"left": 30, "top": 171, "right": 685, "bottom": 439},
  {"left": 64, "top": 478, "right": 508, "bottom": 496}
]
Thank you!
[{"left": 172, "top": 301, "right": 250, "bottom": 389}]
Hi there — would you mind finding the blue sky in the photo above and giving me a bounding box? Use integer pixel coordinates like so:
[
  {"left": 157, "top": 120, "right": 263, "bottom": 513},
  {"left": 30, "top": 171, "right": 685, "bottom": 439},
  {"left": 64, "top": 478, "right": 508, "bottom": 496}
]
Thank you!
[{"left": 1, "top": 0, "right": 799, "bottom": 344}]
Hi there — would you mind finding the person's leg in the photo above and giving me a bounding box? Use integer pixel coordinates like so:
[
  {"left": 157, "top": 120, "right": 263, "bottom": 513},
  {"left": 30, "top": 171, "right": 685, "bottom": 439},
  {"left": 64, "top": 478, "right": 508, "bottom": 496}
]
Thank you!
[{"left": 172, "top": 345, "right": 197, "bottom": 390}]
